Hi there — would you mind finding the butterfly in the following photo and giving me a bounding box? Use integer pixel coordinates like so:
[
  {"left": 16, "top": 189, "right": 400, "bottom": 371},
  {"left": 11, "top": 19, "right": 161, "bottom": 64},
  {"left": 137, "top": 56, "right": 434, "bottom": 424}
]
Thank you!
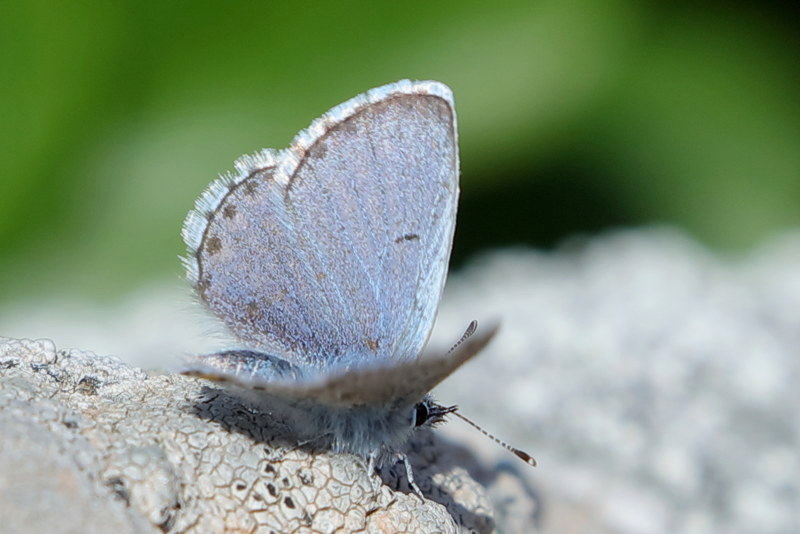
[{"left": 180, "top": 80, "right": 533, "bottom": 497}]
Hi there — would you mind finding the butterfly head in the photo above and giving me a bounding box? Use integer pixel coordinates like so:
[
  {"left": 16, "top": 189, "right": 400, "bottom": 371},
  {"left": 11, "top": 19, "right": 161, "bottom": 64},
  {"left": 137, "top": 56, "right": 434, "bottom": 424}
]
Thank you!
[{"left": 412, "top": 397, "right": 457, "bottom": 429}]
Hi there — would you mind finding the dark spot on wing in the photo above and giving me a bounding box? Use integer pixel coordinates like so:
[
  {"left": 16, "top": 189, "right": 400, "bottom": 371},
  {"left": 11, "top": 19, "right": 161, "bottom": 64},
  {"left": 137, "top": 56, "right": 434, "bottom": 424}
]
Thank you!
[
  {"left": 222, "top": 204, "right": 237, "bottom": 219},
  {"left": 339, "top": 118, "right": 360, "bottom": 134},
  {"left": 246, "top": 300, "right": 261, "bottom": 320},
  {"left": 308, "top": 142, "right": 327, "bottom": 160},
  {"left": 266, "top": 483, "right": 278, "bottom": 497},
  {"left": 205, "top": 236, "right": 222, "bottom": 255},
  {"left": 394, "top": 233, "right": 420, "bottom": 243},
  {"left": 366, "top": 338, "right": 380, "bottom": 351},
  {"left": 244, "top": 180, "right": 259, "bottom": 195},
  {"left": 284, "top": 496, "right": 295, "bottom": 509},
  {"left": 196, "top": 275, "right": 212, "bottom": 295}
]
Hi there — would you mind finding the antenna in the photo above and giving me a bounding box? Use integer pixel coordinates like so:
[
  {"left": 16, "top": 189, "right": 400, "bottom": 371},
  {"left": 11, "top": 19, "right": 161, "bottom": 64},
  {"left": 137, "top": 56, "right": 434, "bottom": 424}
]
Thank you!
[
  {"left": 448, "top": 320, "right": 478, "bottom": 354},
  {"left": 451, "top": 409, "right": 537, "bottom": 467},
  {"left": 443, "top": 321, "right": 535, "bottom": 466}
]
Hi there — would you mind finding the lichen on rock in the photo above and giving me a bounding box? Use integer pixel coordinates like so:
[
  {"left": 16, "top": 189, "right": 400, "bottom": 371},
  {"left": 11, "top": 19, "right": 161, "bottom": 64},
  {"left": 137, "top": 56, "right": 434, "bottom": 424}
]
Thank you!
[{"left": 0, "top": 337, "right": 536, "bottom": 533}]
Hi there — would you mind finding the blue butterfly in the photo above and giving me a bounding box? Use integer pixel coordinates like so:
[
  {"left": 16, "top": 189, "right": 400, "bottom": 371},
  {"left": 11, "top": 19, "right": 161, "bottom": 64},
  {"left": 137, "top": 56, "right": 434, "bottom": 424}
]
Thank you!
[{"left": 181, "top": 80, "right": 533, "bottom": 497}]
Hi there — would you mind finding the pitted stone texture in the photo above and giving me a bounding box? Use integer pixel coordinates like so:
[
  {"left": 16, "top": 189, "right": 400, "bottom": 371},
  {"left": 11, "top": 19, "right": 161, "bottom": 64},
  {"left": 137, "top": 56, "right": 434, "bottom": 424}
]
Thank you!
[
  {"left": 0, "top": 337, "right": 537, "bottom": 533},
  {"left": 433, "top": 229, "right": 800, "bottom": 534},
  {"left": 0, "top": 338, "right": 156, "bottom": 534}
]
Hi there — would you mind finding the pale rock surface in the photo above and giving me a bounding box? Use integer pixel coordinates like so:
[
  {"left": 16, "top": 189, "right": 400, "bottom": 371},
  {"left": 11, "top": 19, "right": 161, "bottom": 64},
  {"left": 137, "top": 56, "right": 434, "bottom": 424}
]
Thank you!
[
  {"left": 434, "top": 228, "right": 800, "bottom": 534},
  {"left": 0, "top": 337, "right": 537, "bottom": 533}
]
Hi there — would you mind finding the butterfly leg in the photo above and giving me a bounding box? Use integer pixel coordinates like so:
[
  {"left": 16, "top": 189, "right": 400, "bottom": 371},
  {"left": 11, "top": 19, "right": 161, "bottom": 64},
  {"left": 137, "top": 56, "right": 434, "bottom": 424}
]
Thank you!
[
  {"left": 399, "top": 453, "right": 424, "bottom": 501},
  {"left": 281, "top": 432, "right": 332, "bottom": 459},
  {"left": 367, "top": 450, "right": 378, "bottom": 475},
  {"left": 295, "top": 434, "right": 329, "bottom": 449},
  {"left": 366, "top": 450, "right": 383, "bottom": 494}
]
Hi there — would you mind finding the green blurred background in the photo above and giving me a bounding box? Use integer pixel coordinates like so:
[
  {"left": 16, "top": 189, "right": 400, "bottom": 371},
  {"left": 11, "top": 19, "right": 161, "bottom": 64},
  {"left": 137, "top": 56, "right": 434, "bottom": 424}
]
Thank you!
[{"left": 1, "top": 1, "right": 799, "bottom": 304}]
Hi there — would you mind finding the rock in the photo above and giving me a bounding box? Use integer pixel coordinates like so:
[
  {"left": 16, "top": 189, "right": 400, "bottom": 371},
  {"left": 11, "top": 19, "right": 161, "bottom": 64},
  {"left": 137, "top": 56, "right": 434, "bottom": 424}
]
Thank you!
[{"left": 0, "top": 337, "right": 538, "bottom": 533}]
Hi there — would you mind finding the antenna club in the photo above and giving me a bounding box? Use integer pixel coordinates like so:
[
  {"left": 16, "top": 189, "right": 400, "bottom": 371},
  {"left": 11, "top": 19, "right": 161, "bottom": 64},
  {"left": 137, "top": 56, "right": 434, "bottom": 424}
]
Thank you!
[{"left": 513, "top": 449, "right": 538, "bottom": 467}]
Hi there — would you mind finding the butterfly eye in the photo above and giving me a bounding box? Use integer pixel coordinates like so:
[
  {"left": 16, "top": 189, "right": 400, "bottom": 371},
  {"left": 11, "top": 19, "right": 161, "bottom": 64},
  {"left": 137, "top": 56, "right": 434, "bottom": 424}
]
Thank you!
[{"left": 413, "top": 402, "right": 429, "bottom": 427}]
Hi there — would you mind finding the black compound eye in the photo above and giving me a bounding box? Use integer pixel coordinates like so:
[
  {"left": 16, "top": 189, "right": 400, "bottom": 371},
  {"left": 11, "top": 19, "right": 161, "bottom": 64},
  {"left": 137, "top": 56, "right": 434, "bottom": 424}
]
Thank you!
[{"left": 413, "top": 402, "right": 429, "bottom": 427}]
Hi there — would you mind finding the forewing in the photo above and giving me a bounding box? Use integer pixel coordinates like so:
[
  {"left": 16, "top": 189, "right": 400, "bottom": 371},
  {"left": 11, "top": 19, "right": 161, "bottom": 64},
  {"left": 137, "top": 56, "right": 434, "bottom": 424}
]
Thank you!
[
  {"left": 182, "top": 80, "right": 458, "bottom": 368},
  {"left": 182, "top": 323, "right": 498, "bottom": 407}
]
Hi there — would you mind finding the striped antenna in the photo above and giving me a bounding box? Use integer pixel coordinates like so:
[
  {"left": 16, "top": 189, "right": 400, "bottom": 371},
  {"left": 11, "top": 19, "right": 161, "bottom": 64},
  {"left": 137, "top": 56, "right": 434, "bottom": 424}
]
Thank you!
[
  {"left": 451, "top": 410, "right": 537, "bottom": 467},
  {"left": 444, "top": 321, "right": 535, "bottom": 466},
  {"left": 448, "top": 320, "right": 478, "bottom": 354}
]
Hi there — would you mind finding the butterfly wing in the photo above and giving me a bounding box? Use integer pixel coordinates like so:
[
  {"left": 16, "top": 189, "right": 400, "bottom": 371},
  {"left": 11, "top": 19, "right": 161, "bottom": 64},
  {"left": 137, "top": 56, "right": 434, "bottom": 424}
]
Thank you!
[
  {"left": 182, "top": 80, "right": 459, "bottom": 369},
  {"left": 182, "top": 323, "right": 497, "bottom": 407}
]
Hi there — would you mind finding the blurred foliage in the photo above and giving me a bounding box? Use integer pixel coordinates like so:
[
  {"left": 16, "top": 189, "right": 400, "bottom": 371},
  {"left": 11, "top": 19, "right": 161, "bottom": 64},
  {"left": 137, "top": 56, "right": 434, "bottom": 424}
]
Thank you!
[{"left": 1, "top": 1, "right": 799, "bottom": 302}]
